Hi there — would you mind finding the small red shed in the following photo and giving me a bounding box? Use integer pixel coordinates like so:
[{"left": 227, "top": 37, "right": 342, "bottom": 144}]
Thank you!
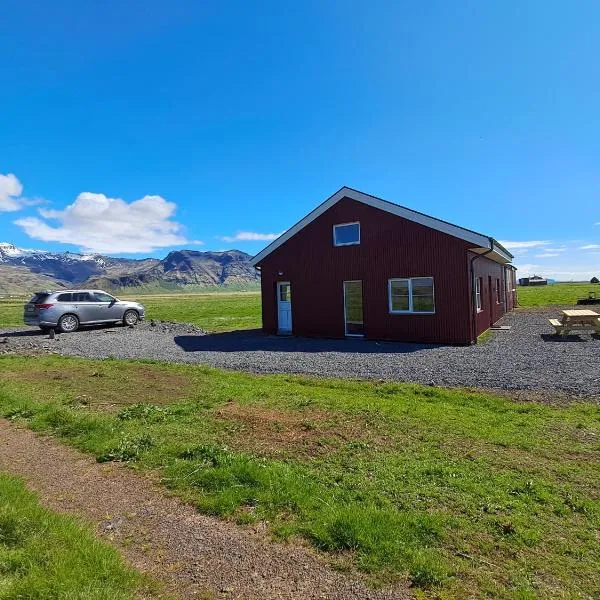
[{"left": 251, "top": 187, "right": 516, "bottom": 344}]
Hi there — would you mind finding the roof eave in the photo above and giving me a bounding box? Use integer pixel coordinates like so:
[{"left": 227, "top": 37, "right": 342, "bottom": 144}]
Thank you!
[{"left": 469, "top": 244, "right": 513, "bottom": 265}]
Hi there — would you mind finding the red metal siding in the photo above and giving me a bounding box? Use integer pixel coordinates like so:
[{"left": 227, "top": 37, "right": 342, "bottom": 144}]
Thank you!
[
  {"left": 258, "top": 197, "right": 487, "bottom": 344},
  {"left": 469, "top": 253, "right": 509, "bottom": 337}
]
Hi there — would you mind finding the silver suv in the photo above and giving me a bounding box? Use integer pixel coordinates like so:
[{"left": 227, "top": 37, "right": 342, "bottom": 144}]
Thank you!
[{"left": 24, "top": 290, "right": 145, "bottom": 333}]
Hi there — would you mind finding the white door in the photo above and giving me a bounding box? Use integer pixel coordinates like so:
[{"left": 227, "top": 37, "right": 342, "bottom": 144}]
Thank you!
[{"left": 277, "top": 282, "right": 292, "bottom": 334}]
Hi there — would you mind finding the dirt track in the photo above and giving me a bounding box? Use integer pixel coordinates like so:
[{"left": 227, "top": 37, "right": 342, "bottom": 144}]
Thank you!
[{"left": 0, "top": 420, "right": 410, "bottom": 600}]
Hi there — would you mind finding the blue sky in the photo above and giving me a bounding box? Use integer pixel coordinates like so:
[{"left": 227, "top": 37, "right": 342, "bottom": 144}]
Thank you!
[{"left": 1, "top": 0, "right": 599, "bottom": 279}]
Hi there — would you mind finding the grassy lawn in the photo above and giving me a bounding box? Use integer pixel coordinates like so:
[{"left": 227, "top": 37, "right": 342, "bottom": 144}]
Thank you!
[
  {"left": 517, "top": 282, "right": 600, "bottom": 307},
  {"left": 1, "top": 355, "right": 599, "bottom": 598},
  {"left": 0, "top": 292, "right": 262, "bottom": 332},
  {"left": 0, "top": 471, "right": 164, "bottom": 599},
  {"left": 0, "top": 298, "right": 23, "bottom": 328},
  {"left": 132, "top": 292, "right": 261, "bottom": 331}
]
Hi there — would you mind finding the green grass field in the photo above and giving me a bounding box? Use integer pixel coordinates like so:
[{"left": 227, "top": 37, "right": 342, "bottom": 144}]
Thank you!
[
  {"left": 0, "top": 298, "right": 23, "bottom": 328},
  {"left": 132, "top": 292, "right": 261, "bottom": 331},
  {"left": 3, "top": 282, "right": 598, "bottom": 331},
  {"left": 0, "top": 471, "right": 164, "bottom": 599},
  {"left": 516, "top": 282, "right": 600, "bottom": 307},
  {"left": 0, "top": 292, "right": 262, "bottom": 331},
  {"left": 1, "top": 354, "right": 599, "bottom": 598}
]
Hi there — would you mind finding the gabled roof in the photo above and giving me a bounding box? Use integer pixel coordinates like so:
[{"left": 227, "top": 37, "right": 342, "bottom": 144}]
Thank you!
[{"left": 250, "top": 187, "right": 513, "bottom": 267}]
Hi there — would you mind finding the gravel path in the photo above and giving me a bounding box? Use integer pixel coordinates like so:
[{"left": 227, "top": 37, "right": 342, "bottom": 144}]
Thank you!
[
  {"left": 0, "top": 420, "right": 410, "bottom": 600},
  {"left": 1, "top": 308, "right": 599, "bottom": 399}
]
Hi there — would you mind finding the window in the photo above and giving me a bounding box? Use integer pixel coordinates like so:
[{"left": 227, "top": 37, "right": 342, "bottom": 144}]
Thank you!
[
  {"left": 496, "top": 278, "right": 501, "bottom": 304},
  {"left": 333, "top": 222, "right": 360, "bottom": 246},
  {"left": 389, "top": 277, "right": 435, "bottom": 314},
  {"left": 29, "top": 293, "right": 51, "bottom": 304},
  {"left": 57, "top": 293, "right": 73, "bottom": 302},
  {"left": 94, "top": 292, "right": 115, "bottom": 303},
  {"left": 72, "top": 292, "right": 92, "bottom": 302},
  {"left": 279, "top": 283, "right": 291, "bottom": 302},
  {"left": 475, "top": 277, "right": 482, "bottom": 311}
]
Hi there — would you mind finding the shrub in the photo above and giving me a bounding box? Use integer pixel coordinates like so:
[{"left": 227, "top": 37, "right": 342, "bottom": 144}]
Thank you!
[
  {"left": 97, "top": 434, "right": 155, "bottom": 462},
  {"left": 118, "top": 403, "right": 167, "bottom": 422}
]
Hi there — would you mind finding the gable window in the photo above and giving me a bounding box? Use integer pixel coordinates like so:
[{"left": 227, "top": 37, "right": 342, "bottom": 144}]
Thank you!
[
  {"left": 389, "top": 277, "right": 435, "bottom": 314},
  {"left": 333, "top": 222, "right": 360, "bottom": 246},
  {"left": 475, "top": 277, "right": 482, "bottom": 312}
]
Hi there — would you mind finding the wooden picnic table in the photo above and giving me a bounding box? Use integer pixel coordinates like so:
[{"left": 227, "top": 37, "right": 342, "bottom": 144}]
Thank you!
[{"left": 549, "top": 309, "right": 600, "bottom": 335}]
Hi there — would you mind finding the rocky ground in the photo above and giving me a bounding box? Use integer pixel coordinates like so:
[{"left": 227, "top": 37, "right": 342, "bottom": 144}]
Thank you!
[{"left": 1, "top": 308, "right": 599, "bottom": 400}]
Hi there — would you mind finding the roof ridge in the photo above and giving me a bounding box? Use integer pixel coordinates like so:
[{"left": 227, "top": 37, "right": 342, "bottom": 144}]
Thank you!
[{"left": 250, "top": 187, "right": 513, "bottom": 267}]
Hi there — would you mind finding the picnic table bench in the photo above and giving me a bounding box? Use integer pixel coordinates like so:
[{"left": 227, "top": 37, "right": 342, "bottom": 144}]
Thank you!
[{"left": 549, "top": 309, "right": 600, "bottom": 335}]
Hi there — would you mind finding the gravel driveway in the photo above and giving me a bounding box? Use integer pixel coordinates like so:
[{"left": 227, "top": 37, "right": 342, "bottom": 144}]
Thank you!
[{"left": 2, "top": 308, "right": 599, "bottom": 399}]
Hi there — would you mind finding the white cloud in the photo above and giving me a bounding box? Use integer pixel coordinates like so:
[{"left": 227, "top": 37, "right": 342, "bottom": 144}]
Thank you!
[
  {"left": 0, "top": 173, "right": 24, "bottom": 212},
  {"left": 499, "top": 240, "right": 550, "bottom": 249},
  {"left": 534, "top": 253, "right": 560, "bottom": 258},
  {"left": 580, "top": 244, "right": 600, "bottom": 250},
  {"left": 219, "top": 231, "right": 283, "bottom": 243},
  {"left": 15, "top": 192, "right": 198, "bottom": 254}
]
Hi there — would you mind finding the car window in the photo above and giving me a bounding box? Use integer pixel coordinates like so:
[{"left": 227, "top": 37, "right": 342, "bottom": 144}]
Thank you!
[
  {"left": 57, "top": 293, "right": 73, "bottom": 302},
  {"left": 29, "top": 293, "right": 50, "bottom": 304},
  {"left": 94, "top": 292, "right": 115, "bottom": 303},
  {"left": 72, "top": 292, "right": 92, "bottom": 302}
]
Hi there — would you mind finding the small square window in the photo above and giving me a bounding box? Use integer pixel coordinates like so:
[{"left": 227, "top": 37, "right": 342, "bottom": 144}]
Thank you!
[{"left": 333, "top": 222, "right": 360, "bottom": 246}]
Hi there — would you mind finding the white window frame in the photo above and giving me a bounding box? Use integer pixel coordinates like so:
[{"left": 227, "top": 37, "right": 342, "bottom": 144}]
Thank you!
[
  {"left": 475, "top": 277, "right": 482, "bottom": 312},
  {"left": 343, "top": 280, "right": 364, "bottom": 337},
  {"left": 388, "top": 277, "right": 435, "bottom": 315},
  {"left": 333, "top": 222, "right": 360, "bottom": 247}
]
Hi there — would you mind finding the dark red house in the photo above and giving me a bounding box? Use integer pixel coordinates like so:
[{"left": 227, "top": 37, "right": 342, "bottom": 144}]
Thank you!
[{"left": 251, "top": 187, "right": 516, "bottom": 344}]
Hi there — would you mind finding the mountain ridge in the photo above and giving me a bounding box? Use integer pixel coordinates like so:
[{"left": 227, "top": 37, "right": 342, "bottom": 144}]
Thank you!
[{"left": 0, "top": 243, "right": 259, "bottom": 294}]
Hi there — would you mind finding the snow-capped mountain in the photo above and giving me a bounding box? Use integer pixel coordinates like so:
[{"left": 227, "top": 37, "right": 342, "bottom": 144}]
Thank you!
[
  {"left": 0, "top": 242, "right": 151, "bottom": 283},
  {"left": 0, "top": 242, "right": 105, "bottom": 265},
  {"left": 0, "top": 242, "right": 40, "bottom": 259},
  {"left": 0, "top": 242, "right": 259, "bottom": 294}
]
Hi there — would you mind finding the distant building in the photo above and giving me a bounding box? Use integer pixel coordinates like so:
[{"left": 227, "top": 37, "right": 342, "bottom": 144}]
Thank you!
[{"left": 518, "top": 275, "right": 548, "bottom": 286}]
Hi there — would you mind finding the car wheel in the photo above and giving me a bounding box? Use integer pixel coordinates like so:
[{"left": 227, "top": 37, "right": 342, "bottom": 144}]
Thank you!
[
  {"left": 57, "top": 314, "right": 79, "bottom": 333},
  {"left": 123, "top": 310, "right": 139, "bottom": 326}
]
